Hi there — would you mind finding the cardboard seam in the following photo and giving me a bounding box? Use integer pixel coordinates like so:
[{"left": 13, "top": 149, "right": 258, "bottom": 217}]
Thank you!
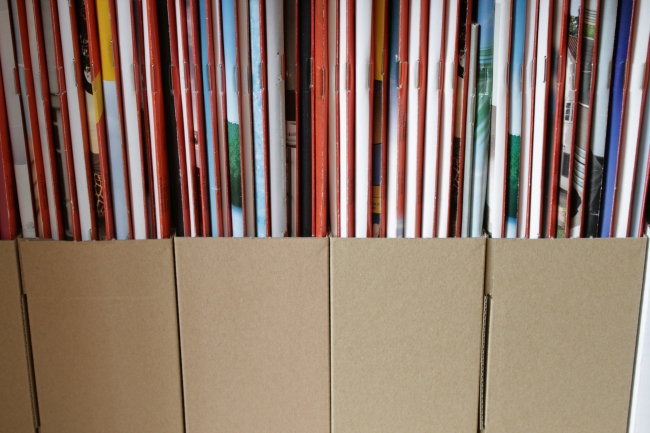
[
  {"left": 16, "top": 239, "right": 40, "bottom": 431},
  {"left": 170, "top": 236, "right": 188, "bottom": 433},
  {"left": 479, "top": 238, "right": 493, "bottom": 433}
]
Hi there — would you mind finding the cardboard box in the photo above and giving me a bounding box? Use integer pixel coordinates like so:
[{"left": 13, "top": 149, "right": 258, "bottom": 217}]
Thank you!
[
  {"left": 175, "top": 238, "right": 330, "bottom": 433},
  {"left": 330, "top": 238, "right": 487, "bottom": 433},
  {"left": 483, "top": 238, "right": 647, "bottom": 433},
  {"left": 0, "top": 240, "right": 36, "bottom": 433},
  {"left": 18, "top": 239, "right": 184, "bottom": 433}
]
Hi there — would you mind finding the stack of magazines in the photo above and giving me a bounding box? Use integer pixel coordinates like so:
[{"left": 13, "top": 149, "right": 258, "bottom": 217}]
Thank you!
[{"left": 0, "top": 0, "right": 648, "bottom": 240}]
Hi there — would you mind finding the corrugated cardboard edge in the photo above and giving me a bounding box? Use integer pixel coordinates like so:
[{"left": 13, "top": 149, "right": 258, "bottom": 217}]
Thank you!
[
  {"left": 14, "top": 238, "right": 41, "bottom": 431},
  {"left": 481, "top": 237, "right": 647, "bottom": 433}
]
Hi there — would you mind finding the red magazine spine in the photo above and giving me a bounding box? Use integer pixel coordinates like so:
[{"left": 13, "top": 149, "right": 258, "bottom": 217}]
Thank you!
[
  {"left": 562, "top": 2, "right": 585, "bottom": 238},
  {"left": 432, "top": 0, "right": 448, "bottom": 237},
  {"left": 454, "top": 0, "right": 471, "bottom": 237},
  {"left": 293, "top": 0, "right": 300, "bottom": 235},
  {"left": 379, "top": 0, "right": 388, "bottom": 237},
  {"left": 49, "top": 0, "right": 82, "bottom": 241},
  {"left": 524, "top": 0, "right": 541, "bottom": 237},
  {"left": 366, "top": 1, "right": 375, "bottom": 237},
  {"left": 443, "top": 0, "right": 462, "bottom": 237},
  {"left": 85, "top": 0, "right": 116, "bottom": 239},
  {"left": 394, "top": 0, "right": 408, "bottom": 237},
  {"left": 635, "top": 42, "right": 650, "bottom": 237},
  {"left": 0, "top": 69, "right": 18, "bottom": 240},
  {"left": 259, "top": 0, "right": 271, "bottom": 236},
  {"left": 547, "top": 0, "right": 570, "bottom": 237},
  {"left": 212, "top": 0, "right": 231, "bottom": 236},
  {"left": 15, "top": 1, "right": 51, "bottom": 238},
  {"left": 314, "top": 0, "right": 329, "bottom": 237},
  {"left": 415, "top": 0, "right": 431, "bottom": 238},
  {"left": 144, "top": 0, "right": 171, "bottom": 238},
  {"left": 575, "top": 0, "right": 601, "bottom": 237},
  {"left": 233, "top": 0, "right": 248, "bottom": 237},
  {"left": 608, "top": 0, "right": 637, "bottom": 237},
  {"left": 129, "top": 0, "right": 151, "bottom": 237},
  {"left": 32, "top": 0, "right": 65, "bottom": 239},
  {"left": 335, "top": 0, "right": 341, "bottom": 236},
  {"left": 500, "top": 1, "right": 515, "bottom": 238},
  {"left": 166, "top": 0, "right": 191, "bottom": 236},
  {"left": 108, "top": 0, "right": 134, "bottom": 239},
  {"left": 188, "top": 0, "right": 210, "bottom": 236},
  {"left": 178, "top": 0, "right": 199, "bottom": 235}
]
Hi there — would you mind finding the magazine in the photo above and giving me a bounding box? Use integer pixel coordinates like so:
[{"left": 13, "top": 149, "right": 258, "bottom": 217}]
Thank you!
[
  {"left": 0, "top": 68, "right": 17, "bottom": 239},
  {"left": 339, "top": 0, "right": 351, "bottom": 237},
  {"left": 599, "top": 0, "right": 634, "bottom": 237},
  {"left": 0, "top": 0, "right": 36, "bottom": 238},
  {"left": 568, "top": 0, "right": 599, "bottom": 238},
  {"left": 461, "top": 23, "right": 479, "bottom": 237},
  {"left": 613, "top": 0, "right": 650, "bottom": 237},
  {"left": 297, "top": 0, "right": 311, "bottom": 236},
  {"left": 583, "top": 0, "right": 618, "bottom": 237},
  {"left": 327, "top": 0, "right": 339, "bottom": 236},
  {"left": 355, "top": 0, "right": 373, "bottom": 238},
  {"left": 469, "top": 0, "right": 494, "bottom": 238},
  {"left": 505, "top": 0, "right": 527, "bottom": 238},
  {"left": 555, "top": 0, "right": 585, "bottom": 238},
  {"left": 421, "top": 0, "right": 445, "bottom": 238},
  {"left": 284, "top": 0, "right": 296, "bottom": 236},
  {"left": 265, "top": 0, "right": 288, "bottom": 237},
  {"left": 313, "top": 0, "right": 329, "bottom": 237},
  {"left": 487, "top": 0, "right": 512, "bottom": 238}
]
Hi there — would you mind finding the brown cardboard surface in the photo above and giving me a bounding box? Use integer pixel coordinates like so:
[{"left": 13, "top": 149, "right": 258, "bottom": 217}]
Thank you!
[
  {"left": 18, "top": 239, "right": 184, "bottom": 433},
  {"left": 330, "top": 238, "right": 486, "bottom": 433},
  {"left": 175, "top": 238, "right": 330, "bottom": 433},
  {"left": 484, "top": 238, "right": 647, "bottom": 433},
  {"left": 0, "top": 240, "right": 35, "bottom": 433}
]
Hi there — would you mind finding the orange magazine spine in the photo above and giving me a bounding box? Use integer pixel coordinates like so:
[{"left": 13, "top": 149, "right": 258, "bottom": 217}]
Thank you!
[
  {"left": 394, "top": 0, "right": 408, "bottom": 237},
  {"left": 524, "top": 0, "right": 541, "bottom": 237},
  {"left": 415, "top": 0, "right": 431, "bottom": 237},
  {"left": 0, "top": 70, "right": 18, "bottom": 239},
  {"left": 562, "top": 2, "right": 585, "bottom": 237},
  {"left": 32, "top": 0, "right": 65, "bottom": 238},
  {"left": 379, "top": 0, "right": 388, "bottom": 237},
  {"left": 15, "top": 0, "right": 51, "bottom": 238},
  {"left": 108, "top": 0, "right": 134, "bottom": 239},
  {"left": 211, "top": 0, "right": 230, "bottom": 236},
  {"left": 547, "top": 0, "right": 570, "bottom": 237},
  {"left": 314, "top": 0, "right": 329, "bottom": 237},
  {"left": 345, "top": 0, "right": 355, "bottom": 236},
  {"left": 177, "top": 0, "right": 199, "bottom": 234},
  {"left": 143, "top": 0, "right": 171, "bottom": 238},
  {"left": 635, "top": 42, "right": 650, "bottom": 237},
  {"left": 335, "top": 0, "right": 341, "bottom": 235},
  {"left": 165, "top": 0, "right": 191, "bottom": 236},
  {"left": 500, "top": 0, "right": 515, "bottom": 237},
  {"left": 84, "top": 0, "right": 115, "bottom": 239},
  {"left": 432, "top": 0, "right": 448, "bottom": 237},
  {"left": 188, "top": 0, "right": 210, "bottom": 236},
  {"left": 49, "top": 0, "right": 82, "bottom": 240}
]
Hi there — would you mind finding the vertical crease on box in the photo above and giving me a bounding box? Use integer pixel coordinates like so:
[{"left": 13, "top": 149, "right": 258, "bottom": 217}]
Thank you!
[
  {"left": 171, "top": 237, "right": 188, "bottom": 432},
  {"left": 16, "top": 240, "right": 41, "bottom": 431},
  {"left": 479, "top": 238, "right": 494, "bottom": 433}
]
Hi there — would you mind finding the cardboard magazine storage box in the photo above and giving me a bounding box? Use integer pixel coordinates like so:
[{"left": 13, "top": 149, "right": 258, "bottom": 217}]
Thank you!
[
  {"left": 330, "top": 238, "right": 486, "bottom": 433},
  {"left": 482, "top": 238, "right": 647, "bottom": 433},
  {"left": 0, "top": 240, "right": 36, "bottom": 433},
  {"left": 18, "top": 239, "right": 184, "bottom": 433},
  {"left": 174, "top": 238, "right": 330, "bottom": 433}
]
